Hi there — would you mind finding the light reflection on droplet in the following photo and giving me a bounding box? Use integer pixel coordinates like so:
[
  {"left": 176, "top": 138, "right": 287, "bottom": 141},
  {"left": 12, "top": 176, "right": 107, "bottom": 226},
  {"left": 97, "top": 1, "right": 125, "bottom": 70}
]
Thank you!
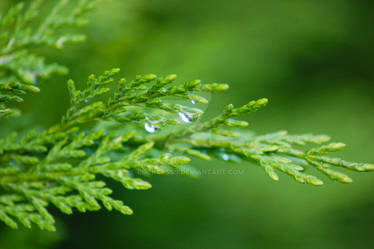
[
  {"left": 144, "top": 123, "right": 157, "bottom": 133},
  {"left": 84, "top": 99, "right": 88, "bottom": 103},
  {"left": 191, "top": 100, "right": 196, "bottom": 105},
  {"left": 178, "top": 112, "right": 191, "bottom": 123},
  {"left": 222, "top": 154, "right": 229, "bottom": 161}
]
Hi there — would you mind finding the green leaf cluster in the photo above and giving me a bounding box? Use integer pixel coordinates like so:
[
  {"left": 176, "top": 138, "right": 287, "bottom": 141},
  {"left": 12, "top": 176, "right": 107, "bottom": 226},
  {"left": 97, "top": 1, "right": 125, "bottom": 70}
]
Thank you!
[
  {"left": 0, "top": 0, "right": 95, "bottom": 118},
  {"left": 0, "top": 0, "right": 373, "bottom": 231}
]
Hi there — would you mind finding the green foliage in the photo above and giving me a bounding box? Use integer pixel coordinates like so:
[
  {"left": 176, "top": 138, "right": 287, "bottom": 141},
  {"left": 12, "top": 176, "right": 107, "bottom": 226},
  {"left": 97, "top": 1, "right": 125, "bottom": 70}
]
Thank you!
[
  {"left": 0, "top": 0, "right": 373, "bottom": 232},
  {"left": 0, "top": 0, "right": 95, "bottom": 119}
]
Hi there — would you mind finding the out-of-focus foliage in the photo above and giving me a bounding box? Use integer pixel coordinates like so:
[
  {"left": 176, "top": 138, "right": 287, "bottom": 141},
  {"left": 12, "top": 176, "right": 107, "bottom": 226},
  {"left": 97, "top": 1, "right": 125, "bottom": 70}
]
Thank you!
[
  {"left": 0, "top": 0, "right": 95, "bottom": 119},
  {"left": 0, "top": 225, "right": 64, "bottom": 249},
  {"left": 0, "top": 0, "right": 374, "bottom": 249},
  {"left": 3, "top": 64, "right": 371, "bottom": 231}
]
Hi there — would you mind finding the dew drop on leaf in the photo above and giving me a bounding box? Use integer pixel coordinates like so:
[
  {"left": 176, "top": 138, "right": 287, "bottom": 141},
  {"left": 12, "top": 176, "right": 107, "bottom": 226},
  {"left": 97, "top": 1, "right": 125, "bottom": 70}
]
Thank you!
[
  {"left": 178, "top": 112, "right": 191, "bottom": 123},
  {"left": 144, "top": 123, "right": 157, "bottom": 133},
  {"left": 221, "top": 154, "right": 230, "bottom": 161},
  {"left": 191, "top": 100, "right": 196, "bottom": 105}
]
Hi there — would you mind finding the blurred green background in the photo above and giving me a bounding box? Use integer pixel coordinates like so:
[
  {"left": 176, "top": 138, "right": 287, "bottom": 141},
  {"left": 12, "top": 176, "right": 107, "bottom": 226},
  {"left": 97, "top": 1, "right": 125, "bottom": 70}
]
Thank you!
[{"left": 1, "top": 0, "right": 374, "bottom": 248}]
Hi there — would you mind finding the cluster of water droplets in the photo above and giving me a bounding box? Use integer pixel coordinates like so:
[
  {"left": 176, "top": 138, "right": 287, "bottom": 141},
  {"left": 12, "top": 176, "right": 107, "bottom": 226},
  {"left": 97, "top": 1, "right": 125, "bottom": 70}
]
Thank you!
[{"left": 144, "top": 99, "right": 201, "bottom": 133}]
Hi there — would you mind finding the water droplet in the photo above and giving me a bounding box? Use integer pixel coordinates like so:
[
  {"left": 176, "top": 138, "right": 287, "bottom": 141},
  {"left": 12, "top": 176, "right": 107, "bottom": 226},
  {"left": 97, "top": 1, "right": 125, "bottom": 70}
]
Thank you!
[
  {"left": 169, "top": 149, "right": 174, "bottom": 153},
  {"left": 9, "top": 161, "right": 14, "bottom": 166},
  {"left": 222, "top": 154, "right": 230, "bottom": 161},
  {"left": 144, "top": 123, "right": 157, "bottom": 133},
  {"left": 191, "top": 100, "right": 196, "bottom": 105},
  {"left": 84, "top": 99, "right": 88, "bottom": 103},
  {"left": 178, "top": 112, "right": 191, "bottom": 123}
]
